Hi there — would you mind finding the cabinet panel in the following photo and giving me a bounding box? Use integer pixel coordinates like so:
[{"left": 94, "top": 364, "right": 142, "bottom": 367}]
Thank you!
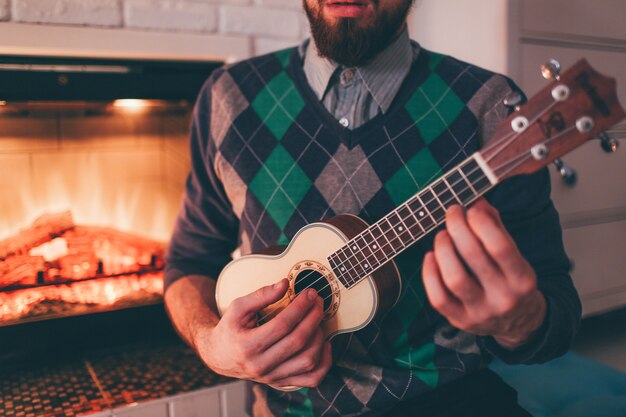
[
  {"left": 522, "top": 0, "right": 626, "bottom": 40},
  {"left": 563, "top": 220, "right": 626, "bottom": 316},
  {"left": 171, "top": 389, "right": 221, "bottom": 417},
  {"left": 113, "top": 402, "right": 168, "bottom": 417}
]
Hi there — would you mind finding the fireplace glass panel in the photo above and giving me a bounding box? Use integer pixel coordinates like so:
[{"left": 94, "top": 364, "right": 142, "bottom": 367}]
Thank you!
[{"left": 0, "top": 106, "right": 192, "bottom": 326}]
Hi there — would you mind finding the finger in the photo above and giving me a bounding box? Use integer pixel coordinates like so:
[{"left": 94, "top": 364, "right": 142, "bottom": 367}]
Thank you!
[
  {"left": 433, "top": 231, "right": 484, "bottom": 304},
  {"left": 225, "top": 279, "right": 290, "bottom": 325},
  {"left": 262, "top": 329, "right": 325, "bottom": 381},
  {"left": 466, "top": 201, "right": 531, "bottom": 281},
  {"left": 422, "top": 251, "right": 463, "bottom": 318},
  {"left": 445, "top": 205, "right": 503, "bottom": 290},
  {"left": 272, "top": 341, "right": 332, "bottom": 389},
  {"left": 253, "top": 288, "right": 320, "bottom": 350}
]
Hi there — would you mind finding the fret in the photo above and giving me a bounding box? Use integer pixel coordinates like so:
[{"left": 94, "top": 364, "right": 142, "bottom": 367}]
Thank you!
[
  {"left": 432, "top": 180, "right": 458, "bottom": 208},
  {"left": 420, "top": 189, "right": 446, "bottom": 223},
  {"left": 446, "top": 170, "right": 475, "bottom": 204},
  {"left": 387, "top": 211, "right": 413, "bottom": 246},
  {"left": 355, "top": 235, "right": 377, "bottom": 270},
  {"left": 398, "top": 204, "right": 424, "bottom": 236},
  {"left": 337, "top": 248, "right": 357, "bottom": 284},
  {"left": 461, "top": 159, "right": 491, "bottom": 194},
  {"left": 363, "top": 230, "right": 387, "bottom": 264},
  {"left": 379, "top": 218, "right": 404, "bottom": 252},
  {"left": 346, "top": 246, "right": 366, "bottom": 278},
  {"left": 408, "top": 197, "right": 435, "bottom": 230},
  {"left": 372, "top": 223, "right": 393, "bottom": 255}
]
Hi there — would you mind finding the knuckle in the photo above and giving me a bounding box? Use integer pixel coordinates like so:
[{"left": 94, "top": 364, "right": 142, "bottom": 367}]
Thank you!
[
  {"left": 230, "top": 297, "right": 245, "bottom": 311},
  {"left": 288, "top": 334, "right": 308, "bottom": 353},
  {"left": 429, "top": 293, "right": 447, "bottom": 311},
  {"left": 301, "top": 356, "right": 317, "bottom": 372},
  {"left": 516, "top": 279, "right": 536, "bottom": 297},
  {"left": 496, "top": 295, "right": 517, "bottom": 315},
  {"left": 244, "top": 363, "right": 262, "bottom": 378},
  {"left": 446, "top": 274, "right": 469, "bottom": 294},
  {"left": 274, "top": 320, "right": 292, "bottom": 337}
]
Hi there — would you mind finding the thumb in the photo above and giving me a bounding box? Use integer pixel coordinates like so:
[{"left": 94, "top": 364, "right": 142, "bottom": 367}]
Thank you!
[{"left": 225, "top": 279, "right": 288, "bottom": 324}]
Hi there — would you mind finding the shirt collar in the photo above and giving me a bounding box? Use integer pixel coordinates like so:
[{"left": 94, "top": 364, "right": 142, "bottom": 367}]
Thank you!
[{"left": 303, "top": 26, "right": 416, "bottom": 114}]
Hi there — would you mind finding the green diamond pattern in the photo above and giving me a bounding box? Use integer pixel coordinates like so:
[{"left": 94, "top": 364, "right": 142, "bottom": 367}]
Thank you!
[
  {"left": 405, "top": 73, "right": 465, "bottom": 144},
  {"left": 284, "top": 388, "right": 314, "bottom": 416},
  {"left": 251, "top": 71, "right": 305, "bottom": 140},
  {"left": 249, "top": 145, "right": 311, "bottom": 230},
  {"left": 385, "top": 148, "right": 441, "bottom": 205},
  {"left": 392, "top": 340, "right": 439, "bottom": 389},
  {"left": 275, "top": 48, "right": 292, "bottom": 68},
  {"left": 427, "top": 51, "right": 446, "bottom": 70}
]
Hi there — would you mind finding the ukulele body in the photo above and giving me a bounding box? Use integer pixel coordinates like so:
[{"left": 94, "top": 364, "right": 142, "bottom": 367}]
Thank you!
[{"left": 215, "top": 214, "right": 402, "bottom": 339}]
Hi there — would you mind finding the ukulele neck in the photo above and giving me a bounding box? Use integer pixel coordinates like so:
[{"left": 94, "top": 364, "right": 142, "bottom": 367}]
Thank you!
[{"left": 327, "top": 153, "right": 497, "bottom": 288}]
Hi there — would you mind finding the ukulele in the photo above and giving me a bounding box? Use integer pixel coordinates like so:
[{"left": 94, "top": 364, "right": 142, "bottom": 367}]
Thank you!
[{"left": 215, "top": 59, "right": 625, "bottom": 390}]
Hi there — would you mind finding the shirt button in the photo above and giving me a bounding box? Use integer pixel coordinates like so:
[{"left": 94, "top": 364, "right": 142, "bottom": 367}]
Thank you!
[
  {"left": 340, "top": 68, "right": 355, "bottom": 86},
  {"left": 339, "top": 117, "right": 350, "bottom": 128}
]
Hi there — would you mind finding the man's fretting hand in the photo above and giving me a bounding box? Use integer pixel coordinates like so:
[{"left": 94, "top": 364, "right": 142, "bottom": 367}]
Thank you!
[
  {"left": 193, "top": 279, "right": 332, "bottom": 388},
  {"left": 422, "top": 199, "right": 547, "bottom": 349}
]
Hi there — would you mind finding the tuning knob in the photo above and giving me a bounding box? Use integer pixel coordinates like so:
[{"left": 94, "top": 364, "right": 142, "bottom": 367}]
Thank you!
[
  {"left": 541, "top": 59, "right": 562, "bottom": 80},
  {"left": 503, "top": 91, "right": 523, "bottom": 110},
  {"left": 554, "top": 159, "right": 577, "bottom": 187},
  {"left": 599, "top": 132, "right": 619, "bottom": 153}
]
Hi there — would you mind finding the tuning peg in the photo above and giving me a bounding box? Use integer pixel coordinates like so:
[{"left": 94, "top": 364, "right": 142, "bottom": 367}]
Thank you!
[
  {"left": 554, "top": 159, "right": 577, "bottom": 187},
  {"left": 599, "top": 132, "right": 619, "bottom": 153},
  {"left": 503, "top": 91, "right": 523, "bottom": 110},
  {"left": 541, "top": 59, "right": 562, "bottom": 80}
]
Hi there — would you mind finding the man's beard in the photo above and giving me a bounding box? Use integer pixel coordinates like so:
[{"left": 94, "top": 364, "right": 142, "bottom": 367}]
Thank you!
[{"left": 304, "top": 0, "right": 415, "bottom": 67}]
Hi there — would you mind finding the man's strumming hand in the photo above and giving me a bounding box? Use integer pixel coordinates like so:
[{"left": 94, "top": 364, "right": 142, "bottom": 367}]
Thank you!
[
  {"left": 422, "top": 198, "right": 547, "bottom": 349},
  {"left": 193, "top": 279, "right": 332, "bottom": 388}
]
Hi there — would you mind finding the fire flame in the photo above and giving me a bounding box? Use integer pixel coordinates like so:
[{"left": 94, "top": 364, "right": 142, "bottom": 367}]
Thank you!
[{"left": 0, "top": 273, "right": 163, "bottom": 324}]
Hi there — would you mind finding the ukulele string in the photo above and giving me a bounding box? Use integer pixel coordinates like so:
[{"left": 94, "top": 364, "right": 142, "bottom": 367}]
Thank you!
[
  {"left": 480, "top": 99, "right": 559, "bottom": 165},
  {"left": 258, "top": 98, "right": 567, "bottom": 323},
  {"left": 491, "top": 124, "right": 578, "bottom": 179}
]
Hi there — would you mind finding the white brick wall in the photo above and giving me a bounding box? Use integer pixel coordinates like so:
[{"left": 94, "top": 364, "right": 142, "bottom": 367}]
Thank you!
[
  {"left": 1, "top": 0, "right": 309, "bottom": 56},
  {"left": 14, "top": 0, "right": 123, "bottom": 27}
]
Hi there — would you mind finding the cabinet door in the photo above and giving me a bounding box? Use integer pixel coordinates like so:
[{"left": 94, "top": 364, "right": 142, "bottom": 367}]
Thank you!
[
  {"left": 519, "top": 0, "right": 626, "bottom": 316},
  {"left": 113, "top": 402, "right": 168, "bottom": 417},
  {"left": 563, "top": 220, "right": 626, "bottom": 316},
  {"left": 170, "top": 389, "right": 221, "bottom": 417}
]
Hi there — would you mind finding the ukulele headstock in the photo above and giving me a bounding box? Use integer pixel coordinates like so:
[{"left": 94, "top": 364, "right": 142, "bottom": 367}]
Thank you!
[{"left": 481, "top": 59, "right": 625, "bottom": 182}]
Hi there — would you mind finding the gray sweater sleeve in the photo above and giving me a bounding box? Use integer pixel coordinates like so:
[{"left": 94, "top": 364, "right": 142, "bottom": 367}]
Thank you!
[{"left": 164, "top": 69, "right": 240, "bottom": 290}]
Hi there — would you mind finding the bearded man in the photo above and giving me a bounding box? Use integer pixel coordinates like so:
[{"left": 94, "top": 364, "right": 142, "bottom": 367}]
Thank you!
[{"left": 164, "top": 1, "right": 581, "bottom": 416}]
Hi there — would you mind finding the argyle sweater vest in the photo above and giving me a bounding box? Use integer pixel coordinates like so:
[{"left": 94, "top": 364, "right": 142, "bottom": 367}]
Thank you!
[{"left": 165, "top": 46, "right": 579, "bottom": 417}]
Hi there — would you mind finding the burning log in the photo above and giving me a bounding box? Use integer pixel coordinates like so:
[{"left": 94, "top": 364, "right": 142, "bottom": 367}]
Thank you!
[
  {"left": 0, "top": 211, "right": 74, "bottom": 258},
  {"left": 0, "top": 255, "right": 45, "bottom": 286},
  {"left": 0, "top": 211, "right": 166, "bottom": 324}
]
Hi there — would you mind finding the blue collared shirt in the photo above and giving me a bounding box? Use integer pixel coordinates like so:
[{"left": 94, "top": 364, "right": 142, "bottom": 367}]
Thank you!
[{"left": 302, "top": 27, "right": 419, "bottom": 129}]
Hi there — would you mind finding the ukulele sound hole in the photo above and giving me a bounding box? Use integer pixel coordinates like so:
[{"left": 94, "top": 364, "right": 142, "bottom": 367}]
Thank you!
[{"left": 294, "top": 269, "right": 332, "bottom": 311}]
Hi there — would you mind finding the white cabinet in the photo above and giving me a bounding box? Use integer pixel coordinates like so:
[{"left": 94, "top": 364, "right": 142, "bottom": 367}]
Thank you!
[
  {"left": 108, "top": 381, "right": 248, "bottom": 417},
  {"left": 409, "top": 0, "right": 626, "bottom": 316},
  {"left": 517, "top": 0, "right": 626, "bottom": 316}
]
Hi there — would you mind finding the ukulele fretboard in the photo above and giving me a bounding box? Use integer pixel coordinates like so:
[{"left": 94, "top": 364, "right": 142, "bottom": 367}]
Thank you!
[{"left": 328, "top": 154, "right": 495, "bottom": 288}]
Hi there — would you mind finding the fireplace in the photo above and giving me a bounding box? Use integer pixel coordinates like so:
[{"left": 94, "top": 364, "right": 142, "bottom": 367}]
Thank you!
[
  {"left": 0, "top": 55, "right": 221, "bottom": 327},
  {"left": 0, "top": 55, "right": 251, "bottom": 417}
]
